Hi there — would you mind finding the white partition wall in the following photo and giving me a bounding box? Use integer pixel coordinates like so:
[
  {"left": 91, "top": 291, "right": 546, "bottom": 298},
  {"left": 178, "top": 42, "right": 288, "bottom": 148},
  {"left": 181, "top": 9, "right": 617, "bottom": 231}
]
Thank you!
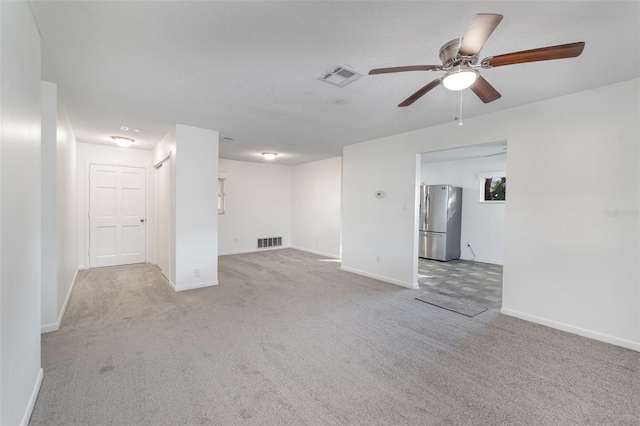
[
  {"left": 174, "top": 125, "right": 219, "bottom": 291},
  {"left": 342, "top": 79, "right": 640, "bottom": 351},
  {"left": 0, "top": 2, "right": 44, "bottom": 424},
  {"left": 292, "top": 157, "right": 342, "bottom": 258},
  {"left": 153, "top": 125, "right": 219, "bottom": 291},
  {"left": 41, "top": 81, "right": 78, "bottom": 333}
]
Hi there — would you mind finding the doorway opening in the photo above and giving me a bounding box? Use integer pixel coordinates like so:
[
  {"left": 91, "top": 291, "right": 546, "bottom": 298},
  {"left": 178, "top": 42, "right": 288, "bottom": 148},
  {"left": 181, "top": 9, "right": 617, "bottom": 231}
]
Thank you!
[
  {"left": 417, "top": 141, "right": 507, "bottom": 310},
  {"left": 154, "top": 155, "right": 171, "bottom": 282}
]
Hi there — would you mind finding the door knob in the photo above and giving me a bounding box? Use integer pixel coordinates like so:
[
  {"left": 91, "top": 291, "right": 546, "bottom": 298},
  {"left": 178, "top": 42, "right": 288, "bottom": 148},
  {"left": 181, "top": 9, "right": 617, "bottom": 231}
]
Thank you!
[{"left": 140, "top": 219, "right": 145, "bottom": 223}]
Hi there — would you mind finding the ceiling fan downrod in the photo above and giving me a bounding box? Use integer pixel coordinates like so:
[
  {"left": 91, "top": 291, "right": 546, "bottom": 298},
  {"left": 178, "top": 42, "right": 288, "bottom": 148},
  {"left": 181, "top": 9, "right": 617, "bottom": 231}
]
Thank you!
[{"left": 456, "top": 91, "right": 464, "bottom": 126}]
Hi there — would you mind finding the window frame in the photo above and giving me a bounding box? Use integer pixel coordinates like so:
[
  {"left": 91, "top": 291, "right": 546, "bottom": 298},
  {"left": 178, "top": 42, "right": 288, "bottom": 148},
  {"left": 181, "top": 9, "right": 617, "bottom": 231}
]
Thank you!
[{"left": 478, "top": 171, "right": 506, "bottom": 204}]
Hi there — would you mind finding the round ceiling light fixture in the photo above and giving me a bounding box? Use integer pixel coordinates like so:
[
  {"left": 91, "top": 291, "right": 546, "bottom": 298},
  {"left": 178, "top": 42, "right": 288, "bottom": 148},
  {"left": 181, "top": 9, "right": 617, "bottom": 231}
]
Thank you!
[
  {"left": 261, "top": 152, "right": 278, "bottom": 160},
  {"left": 111, "top": 136, "right": 135, "bottom": 148},
  {"left": 442, "top": 66, "right": 479, "bottom": 91}
]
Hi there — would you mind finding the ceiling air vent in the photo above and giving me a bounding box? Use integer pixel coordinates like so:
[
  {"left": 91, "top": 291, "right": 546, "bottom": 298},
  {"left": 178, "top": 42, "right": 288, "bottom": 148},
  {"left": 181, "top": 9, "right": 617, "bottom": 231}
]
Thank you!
[{"left": 318, "top": 65, "right": 363, "bottom": 87}]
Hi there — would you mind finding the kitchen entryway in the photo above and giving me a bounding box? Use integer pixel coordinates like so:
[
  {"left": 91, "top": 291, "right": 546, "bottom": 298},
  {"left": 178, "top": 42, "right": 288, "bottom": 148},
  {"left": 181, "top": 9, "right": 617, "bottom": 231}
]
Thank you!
[{"left": 418, "top": 259, "right": 502, "bottom": 309}]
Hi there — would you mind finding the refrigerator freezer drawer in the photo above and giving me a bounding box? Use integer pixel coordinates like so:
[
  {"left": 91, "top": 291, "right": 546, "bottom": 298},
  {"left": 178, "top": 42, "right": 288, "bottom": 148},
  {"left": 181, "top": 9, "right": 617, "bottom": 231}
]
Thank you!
[
  {"left": 419, "top": 231, "right": 446, "bottom": 261},
  {"left": 419, "top": 231, "right": 460, "bottom": 261}
]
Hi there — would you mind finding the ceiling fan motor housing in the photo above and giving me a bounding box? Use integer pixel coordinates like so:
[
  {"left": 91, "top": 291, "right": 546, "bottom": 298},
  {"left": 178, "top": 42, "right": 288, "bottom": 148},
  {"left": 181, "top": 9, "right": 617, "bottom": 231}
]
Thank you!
[{"left": 439, "top": 38, "right": 478, "bottom": 69}]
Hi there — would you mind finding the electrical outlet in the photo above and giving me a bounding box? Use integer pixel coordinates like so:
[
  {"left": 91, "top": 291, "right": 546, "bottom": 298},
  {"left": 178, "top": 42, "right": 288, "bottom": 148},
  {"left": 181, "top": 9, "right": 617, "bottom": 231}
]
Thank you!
[
  {"left": 194, "top": 269, "right": 201, "bottom": 278},
  {"left": 376, "top": 255, "right": 380, "bottom": 262},
  {"left": 316, "top": 238, "right": 319, "bottom": 244},
  {"left": 234, "top": 237, "right": 238, "bottom": 243}
]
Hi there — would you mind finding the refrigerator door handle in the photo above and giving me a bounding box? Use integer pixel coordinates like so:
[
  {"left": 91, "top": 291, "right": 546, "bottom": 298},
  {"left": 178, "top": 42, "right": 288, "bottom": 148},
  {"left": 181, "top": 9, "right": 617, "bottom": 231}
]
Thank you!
[{"left": 425, "top": 191, "right": 430, "bottom": 229}]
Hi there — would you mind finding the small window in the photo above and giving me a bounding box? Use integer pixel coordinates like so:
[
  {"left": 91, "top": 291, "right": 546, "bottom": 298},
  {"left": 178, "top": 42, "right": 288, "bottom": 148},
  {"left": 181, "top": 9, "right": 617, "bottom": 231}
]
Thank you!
[
  {"left": 218, "top": 178, "right": 225, "bottom": 214},
  {"left": 478, "top": 171, "right": 506, "bottom": 203}
]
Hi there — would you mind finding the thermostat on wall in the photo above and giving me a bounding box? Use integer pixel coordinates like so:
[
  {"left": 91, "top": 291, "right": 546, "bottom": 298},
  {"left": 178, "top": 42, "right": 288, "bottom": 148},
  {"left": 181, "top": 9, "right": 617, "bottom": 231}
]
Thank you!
[{"left": 374, "top": 190, "right": 385, "bottom": 198}]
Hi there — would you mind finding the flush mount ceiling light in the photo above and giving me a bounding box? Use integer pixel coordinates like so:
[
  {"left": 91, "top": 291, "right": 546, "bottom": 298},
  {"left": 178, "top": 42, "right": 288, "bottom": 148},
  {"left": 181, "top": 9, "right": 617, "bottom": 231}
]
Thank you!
[
  {"left": 261, "top": 152, "right": 278, "bottom": 160},
  {"left": 442, "top": 66, "right": 479, "bottom": 91},
  {"left": 111, "top": 136, "right": 135, "bottom": 148}
]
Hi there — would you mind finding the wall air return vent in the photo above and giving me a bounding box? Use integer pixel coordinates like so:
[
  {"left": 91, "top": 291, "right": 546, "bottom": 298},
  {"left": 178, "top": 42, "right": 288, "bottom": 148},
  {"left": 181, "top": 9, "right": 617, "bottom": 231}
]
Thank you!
[
  {"left": 257, "top": 237, "right": 283, "bottom": 249},
  {"left": 318, "top": 65, "right": 363, "bottom": 87}
]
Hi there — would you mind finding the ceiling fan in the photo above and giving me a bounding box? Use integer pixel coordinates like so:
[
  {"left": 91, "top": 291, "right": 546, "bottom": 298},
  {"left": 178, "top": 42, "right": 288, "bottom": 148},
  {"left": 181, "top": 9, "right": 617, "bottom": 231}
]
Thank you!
[{"left": 369, "top": 13, "right": 585, "bottom": 107}]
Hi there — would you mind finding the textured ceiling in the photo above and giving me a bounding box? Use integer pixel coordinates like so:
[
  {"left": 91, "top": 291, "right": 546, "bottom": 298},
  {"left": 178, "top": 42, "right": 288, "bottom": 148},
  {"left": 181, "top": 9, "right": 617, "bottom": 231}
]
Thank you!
[{"left": 29, "top": 1, "right": 640, "bottom": 165}]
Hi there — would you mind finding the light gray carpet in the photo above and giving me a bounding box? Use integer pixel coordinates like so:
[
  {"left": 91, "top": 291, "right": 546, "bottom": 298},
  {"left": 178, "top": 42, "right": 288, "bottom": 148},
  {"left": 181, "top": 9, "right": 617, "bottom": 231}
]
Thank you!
[
  {"left": 31, "top": 249, "right": 639, "bottom": 425},
  {"left": 415, "top": 293, "right": 488, "bottom": 317}
]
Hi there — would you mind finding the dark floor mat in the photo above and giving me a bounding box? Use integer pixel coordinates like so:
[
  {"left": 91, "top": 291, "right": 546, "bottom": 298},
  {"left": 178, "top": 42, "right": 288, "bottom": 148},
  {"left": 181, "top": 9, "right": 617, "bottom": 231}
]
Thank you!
[{"left": 415, "top": 292, "right": 488, "bottom": 317}]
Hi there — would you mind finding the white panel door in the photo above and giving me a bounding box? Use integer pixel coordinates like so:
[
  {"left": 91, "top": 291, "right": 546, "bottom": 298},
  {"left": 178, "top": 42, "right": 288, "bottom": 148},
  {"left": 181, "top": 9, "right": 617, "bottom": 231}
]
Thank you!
[{"left": 90, "top": 164, "right": 146, "bottom": 267}]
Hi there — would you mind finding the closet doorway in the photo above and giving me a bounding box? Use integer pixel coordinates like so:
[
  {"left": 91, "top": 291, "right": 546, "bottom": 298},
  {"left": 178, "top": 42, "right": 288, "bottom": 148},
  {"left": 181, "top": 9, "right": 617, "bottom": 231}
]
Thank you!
[{"left": 155, "top": 156, "right": 171, "bottom": 281}]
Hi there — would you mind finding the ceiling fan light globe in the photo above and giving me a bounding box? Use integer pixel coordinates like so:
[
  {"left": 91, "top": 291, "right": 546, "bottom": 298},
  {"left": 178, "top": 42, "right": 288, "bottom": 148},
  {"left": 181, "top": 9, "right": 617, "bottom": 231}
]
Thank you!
[{"left": 442, "top": 68, "right": 479, "bottom": 91}]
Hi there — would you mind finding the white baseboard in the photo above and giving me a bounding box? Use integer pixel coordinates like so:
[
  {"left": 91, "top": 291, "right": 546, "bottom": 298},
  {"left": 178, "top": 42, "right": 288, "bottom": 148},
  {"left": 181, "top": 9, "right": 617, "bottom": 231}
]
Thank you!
[
  {"left": 340, "top": 266, "right": 417, "bottom": 289},
  {"left": 174, "top": 280, "right": 218, "bottom": 292},
  {"left": 218, "top": 248, "right": 260, "bottom": 256},
  {"left": 20, "top": 367, "right": 43, "bottom": 426},
  {"left": 219, "top": 245, "right": 290, "bottom": 256},
  {"left": 459, "top": 255, "right": 503, "bottom": 265},
  {"left": 167, "top": 279, "right": 176, "bottom": 291},
  {"left": 290, "top": 246, "right": 340, "bottom": 259},
  {"left": 501, "top": 308, "right": 640, "bottom": 352},
  {"left": 41, "top": 268, "right": 79, "bottom": 333}
]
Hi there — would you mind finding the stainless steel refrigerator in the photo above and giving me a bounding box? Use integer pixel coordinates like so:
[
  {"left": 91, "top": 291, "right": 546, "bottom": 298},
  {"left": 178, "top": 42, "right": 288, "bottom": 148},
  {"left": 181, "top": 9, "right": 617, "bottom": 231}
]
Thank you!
[{"left": 419, "top": 184, "right": 463, "bottom": 261}]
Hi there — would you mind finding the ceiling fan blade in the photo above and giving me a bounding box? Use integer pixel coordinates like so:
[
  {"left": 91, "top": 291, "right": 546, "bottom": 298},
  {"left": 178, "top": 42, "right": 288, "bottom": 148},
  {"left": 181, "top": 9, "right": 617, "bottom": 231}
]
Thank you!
[
  {"left": 369, "top": 65, "right": 442, "bottom": 75},
  {"left": 482, "top": 42, "right": 585, "bottom": 68},
  {"left": 470, "top": 76, "right": 501, "bottom": 103},
  {"left": 458, "top": 13, "right": 503, "bottom": 57},
  {"left": 398, "top": 78, "right": 442, "bottom": 107}
]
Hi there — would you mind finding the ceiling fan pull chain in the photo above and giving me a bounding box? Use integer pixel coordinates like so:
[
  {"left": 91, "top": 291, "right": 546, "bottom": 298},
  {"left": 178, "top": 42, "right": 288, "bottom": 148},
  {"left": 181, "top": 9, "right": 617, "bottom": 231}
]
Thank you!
[{"left": 458, "top": 90, "right": 464, "bottom": 126}]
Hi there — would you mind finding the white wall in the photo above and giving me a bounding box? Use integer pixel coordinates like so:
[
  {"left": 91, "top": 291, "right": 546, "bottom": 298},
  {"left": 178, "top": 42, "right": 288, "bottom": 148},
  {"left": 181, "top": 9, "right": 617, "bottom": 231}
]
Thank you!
[
  {"left": 56, "top": 88, "right": 78, "bottom": 326},
  {"left": 0, "top": 2, "right": 43, "bottom": 424},
  {"left": 174, "top": 125, "right": 219, "bottom": 291},
  {"left": 41, "top": 82, "right": 58, "bottom": 329},
  {"left": 421, "top": 154, "right": 506, "bottom": 264},
  {"left": 291, "top": 157, "right": 342, "bottom": 258},
  {"left": 342, "top": 79, "right": 639, "bottom": 351},
  {"left": 152, "top": 124, "right": 219, "bottom": 291},
  {"left": 76, "top": 143, "right": 152, "bottom": 269},
  {"left": 341, "top": 145, "right": 420, "bottom": 288},
  {"left": 218, "top": 159, "right": 292, "bottom": 255},
  {"left": 41, "top": 81, "right": 78, "bottom": 333}
]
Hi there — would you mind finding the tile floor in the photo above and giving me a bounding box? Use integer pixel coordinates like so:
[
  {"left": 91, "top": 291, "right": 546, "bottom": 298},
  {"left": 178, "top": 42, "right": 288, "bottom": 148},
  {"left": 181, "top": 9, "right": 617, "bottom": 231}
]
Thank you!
[{"left": 417, "top": 258, "right": 503, "bottom": 309}]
